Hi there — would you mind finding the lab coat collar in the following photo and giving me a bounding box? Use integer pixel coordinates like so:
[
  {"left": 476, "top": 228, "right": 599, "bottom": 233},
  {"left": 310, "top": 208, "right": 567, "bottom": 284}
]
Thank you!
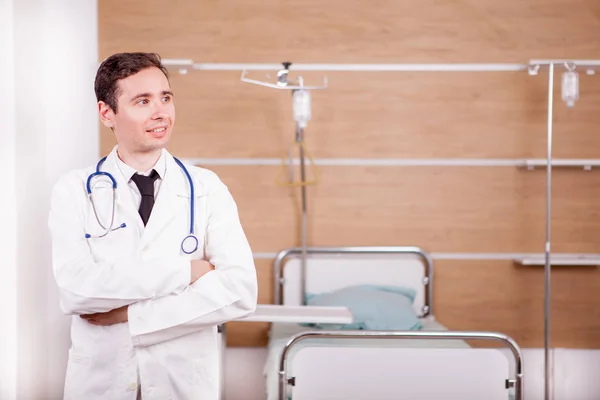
[{"left": 114, "top": 148, "right": 167, "bottom": 181}]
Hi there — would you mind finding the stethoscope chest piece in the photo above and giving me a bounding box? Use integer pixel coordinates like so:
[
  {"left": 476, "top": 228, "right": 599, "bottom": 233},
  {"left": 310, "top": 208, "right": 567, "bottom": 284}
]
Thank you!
[{"left": 181, "top": 234, "right": 199, "bottom": 255}]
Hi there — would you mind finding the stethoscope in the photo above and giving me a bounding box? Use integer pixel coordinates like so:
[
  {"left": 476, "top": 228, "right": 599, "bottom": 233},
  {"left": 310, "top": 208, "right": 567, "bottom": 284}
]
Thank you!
[{"left": 84, "top": 156, "right": 199, "bottom": 255}]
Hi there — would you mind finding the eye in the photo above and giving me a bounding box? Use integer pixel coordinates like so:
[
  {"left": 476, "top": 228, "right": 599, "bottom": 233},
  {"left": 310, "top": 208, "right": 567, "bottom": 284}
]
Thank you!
[
  {"left": 162, "top": 95, "right": 172, "bottom": 103},
  {"left": 136, "top": 98, "right": 149, "bottom": 105}
]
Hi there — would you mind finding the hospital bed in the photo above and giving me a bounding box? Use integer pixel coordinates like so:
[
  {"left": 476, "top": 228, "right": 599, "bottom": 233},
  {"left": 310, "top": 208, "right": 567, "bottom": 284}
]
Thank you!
[{"left": 249, "top": 246, "right": 524, "bottom": 400}]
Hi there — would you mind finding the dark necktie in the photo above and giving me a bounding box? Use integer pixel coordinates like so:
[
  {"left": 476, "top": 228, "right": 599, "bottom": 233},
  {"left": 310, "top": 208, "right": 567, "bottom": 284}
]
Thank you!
[{"left": 131, "top": 170, "right": 159, "bottom": 226}]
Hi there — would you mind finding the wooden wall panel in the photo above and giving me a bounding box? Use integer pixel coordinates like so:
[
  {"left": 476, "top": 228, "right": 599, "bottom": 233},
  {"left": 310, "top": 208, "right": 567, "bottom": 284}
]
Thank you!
[
  {"left": 435, "top": 260, "right": 600, "bottom": 349},
  {"left": 207, "top": 165, "right": 600, "bottom": 254},
  {"left": 98, "top": 0, "right": 600, "bottom": 63},
  {"left": 99, "top": 72, "right": 600, "bottom": 159}
]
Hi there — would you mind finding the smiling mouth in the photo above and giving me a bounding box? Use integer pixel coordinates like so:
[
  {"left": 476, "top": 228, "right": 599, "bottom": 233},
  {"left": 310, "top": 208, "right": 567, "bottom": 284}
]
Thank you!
[{"left": 147, "top": 126, "right": 167, "bottom": 133}]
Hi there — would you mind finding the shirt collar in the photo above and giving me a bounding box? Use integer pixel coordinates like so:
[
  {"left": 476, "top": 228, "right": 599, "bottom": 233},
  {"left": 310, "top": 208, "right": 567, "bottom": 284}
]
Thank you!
[{"left": 114, "top": 147, "right": 166, "bottom": 182}]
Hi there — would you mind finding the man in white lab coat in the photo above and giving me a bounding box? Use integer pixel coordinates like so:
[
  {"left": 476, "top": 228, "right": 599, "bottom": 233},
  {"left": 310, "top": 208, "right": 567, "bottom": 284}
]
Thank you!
[{"left": 48, "top": 52, "right": 258, "bottom": 400}]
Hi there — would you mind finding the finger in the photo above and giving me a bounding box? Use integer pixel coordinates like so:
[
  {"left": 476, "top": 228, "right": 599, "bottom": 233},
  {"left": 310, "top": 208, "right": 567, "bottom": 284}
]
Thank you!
[{"left": 89, "top": 320, "right": 111, "bottom": 326}]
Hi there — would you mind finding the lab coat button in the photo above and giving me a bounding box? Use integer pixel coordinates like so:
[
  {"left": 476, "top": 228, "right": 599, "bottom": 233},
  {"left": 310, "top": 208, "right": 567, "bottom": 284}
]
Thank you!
[{"left": 128, "top": 383, "right": 138, "bottom": 391}]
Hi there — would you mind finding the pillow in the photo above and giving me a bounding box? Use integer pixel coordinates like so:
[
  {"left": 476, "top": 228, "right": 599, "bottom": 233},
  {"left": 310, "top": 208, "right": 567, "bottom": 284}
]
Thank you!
[{"left": 303, "top": 284, "right": 423, "bottom": 331}]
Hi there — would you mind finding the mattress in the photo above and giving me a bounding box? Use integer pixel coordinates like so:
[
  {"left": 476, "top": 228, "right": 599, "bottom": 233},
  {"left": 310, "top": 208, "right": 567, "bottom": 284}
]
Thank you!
[{"left": 263, "top": 317, "right": 471, "bottom": 400}]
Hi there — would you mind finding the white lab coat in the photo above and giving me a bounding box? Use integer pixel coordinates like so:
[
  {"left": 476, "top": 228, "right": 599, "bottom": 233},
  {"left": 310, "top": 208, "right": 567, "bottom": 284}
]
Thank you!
[{"left": 48, "top": 147, "right": 258, "bottom": 400}]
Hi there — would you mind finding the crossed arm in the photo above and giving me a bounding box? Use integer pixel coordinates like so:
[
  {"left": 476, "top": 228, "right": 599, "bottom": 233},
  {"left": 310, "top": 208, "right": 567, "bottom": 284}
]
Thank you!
[
  {"left": 79, "top": 259, "right": 215, "bottom": 326},
  {"left": 48, "top": 172, "right": 258, "bottom": 347}
]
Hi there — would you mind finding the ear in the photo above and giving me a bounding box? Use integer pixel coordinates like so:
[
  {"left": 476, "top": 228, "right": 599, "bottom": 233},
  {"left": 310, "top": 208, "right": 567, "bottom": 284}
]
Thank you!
[{"left": 98, "top": 101, "right": 115, "bottom": 129}]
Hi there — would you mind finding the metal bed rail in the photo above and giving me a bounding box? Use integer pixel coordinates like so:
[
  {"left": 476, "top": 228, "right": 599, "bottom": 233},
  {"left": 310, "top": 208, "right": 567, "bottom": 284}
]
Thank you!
[
  {"left": 273, "top": 246, "right": 435, "bottom": 317},
  {"left": 278, "top": 330, "right": 525, "bottom": 400}
]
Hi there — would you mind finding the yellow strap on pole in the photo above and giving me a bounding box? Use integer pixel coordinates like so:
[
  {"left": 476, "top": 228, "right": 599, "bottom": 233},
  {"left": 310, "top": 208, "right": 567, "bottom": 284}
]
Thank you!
[{"left": 275, "top": 139, "right": 320, "bottom": 187}]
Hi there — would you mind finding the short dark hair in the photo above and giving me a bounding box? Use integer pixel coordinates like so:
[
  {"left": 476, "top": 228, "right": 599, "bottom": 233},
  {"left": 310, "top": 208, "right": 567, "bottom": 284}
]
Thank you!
[{"left": 94, "top": 52, "right": 169, "bottom": 113}]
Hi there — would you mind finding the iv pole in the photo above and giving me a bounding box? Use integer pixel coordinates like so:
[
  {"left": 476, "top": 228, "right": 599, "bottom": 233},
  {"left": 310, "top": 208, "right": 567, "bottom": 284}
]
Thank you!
[
  {"left": 241, "top": 63, "right": 327, "bottom": 303},
  {"left": 296, "top": 120, "right": 308, "bottom": 300},
  {"left": 544, "top": 62, "right": 554, "bottom": 400},
  {"left": 526, "top": 60, "right": 561, "bottom": 400},
  {"left": 529, "top": 58, "right": 587, "bottom": 400}
]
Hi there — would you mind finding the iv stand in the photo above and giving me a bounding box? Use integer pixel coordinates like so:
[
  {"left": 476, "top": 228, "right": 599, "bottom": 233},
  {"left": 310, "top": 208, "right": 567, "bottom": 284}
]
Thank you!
[
  {"left": 530, "top": 58, "right": 594, "bottom": 400},
  {"left": 241, "top": 62, "right": 327, "bottom": 304},
  {"left": 544, "top": 62, "right": 554, "bottom": 400},
  {"left": 528, "top": 60, "right": 555, "bottom": 400},
  {"left": 529, "top": 60, "right": 600, "bottom": 400}
]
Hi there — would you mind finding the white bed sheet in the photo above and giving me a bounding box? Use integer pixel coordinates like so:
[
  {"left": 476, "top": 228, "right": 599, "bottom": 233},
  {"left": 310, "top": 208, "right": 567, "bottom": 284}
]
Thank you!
[{"left": 263, "top": 317, "right": 470, "bottom": 399}]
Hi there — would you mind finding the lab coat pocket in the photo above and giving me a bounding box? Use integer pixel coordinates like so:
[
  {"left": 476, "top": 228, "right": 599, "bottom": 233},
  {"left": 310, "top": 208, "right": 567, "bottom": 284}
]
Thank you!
[
  {"left": 192, "top": 356, "right": 220, "bottom": 399},
  {"left": 63, "top": 349, "right": 91, "bottom": 400}
]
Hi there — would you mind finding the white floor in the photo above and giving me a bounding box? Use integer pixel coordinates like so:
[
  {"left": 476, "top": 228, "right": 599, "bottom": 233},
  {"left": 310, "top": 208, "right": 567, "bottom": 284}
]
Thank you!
[{"left": 223, "top": 347, "right": 600, "bottom": 400}]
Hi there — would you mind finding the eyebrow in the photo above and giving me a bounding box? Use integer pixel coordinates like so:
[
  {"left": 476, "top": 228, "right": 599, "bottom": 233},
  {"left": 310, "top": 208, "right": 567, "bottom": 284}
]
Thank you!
[{"left": 130, "top": 90, "right": 174, "bottom": 103}]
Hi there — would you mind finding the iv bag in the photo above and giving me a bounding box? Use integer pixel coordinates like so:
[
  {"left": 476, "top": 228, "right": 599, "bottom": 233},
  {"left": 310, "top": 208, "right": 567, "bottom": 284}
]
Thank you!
[
  {"left": 293, "top": 89, "right": 311, "bottom": 129},
  {"left": 562, "top": 70, "right": 579, "bottom": 107}
]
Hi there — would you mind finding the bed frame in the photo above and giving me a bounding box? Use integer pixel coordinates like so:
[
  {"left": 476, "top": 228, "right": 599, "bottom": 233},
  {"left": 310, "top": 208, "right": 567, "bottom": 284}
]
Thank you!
[
  {"left": 274, "top": 245, "right": 434, "bottom": 316},
  {"left": 270, "top": 245, "right": 525, "bottom": 400},
  {"left": 277, "top": 330, "right": 524, "bottom": 400}
]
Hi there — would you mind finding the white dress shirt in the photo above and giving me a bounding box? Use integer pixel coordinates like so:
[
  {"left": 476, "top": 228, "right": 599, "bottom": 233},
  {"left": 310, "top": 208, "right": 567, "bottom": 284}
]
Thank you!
[{"left": 114, "top": 149, "right": 166, "bottom": 210}]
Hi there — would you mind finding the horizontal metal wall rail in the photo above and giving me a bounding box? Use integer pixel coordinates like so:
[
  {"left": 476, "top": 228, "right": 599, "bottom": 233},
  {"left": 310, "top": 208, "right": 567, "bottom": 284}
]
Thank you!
[
  {"left": 253, "top": 251, "right": 600, "bottom": 260},
  {"left": 182, "top": 158, "right": 600, "bottom": 168}
]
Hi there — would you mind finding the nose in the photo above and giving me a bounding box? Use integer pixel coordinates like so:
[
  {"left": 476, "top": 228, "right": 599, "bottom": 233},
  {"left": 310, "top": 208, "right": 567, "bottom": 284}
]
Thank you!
[{"left": 151, "top": 101, "right": 169, "bottom": 119}]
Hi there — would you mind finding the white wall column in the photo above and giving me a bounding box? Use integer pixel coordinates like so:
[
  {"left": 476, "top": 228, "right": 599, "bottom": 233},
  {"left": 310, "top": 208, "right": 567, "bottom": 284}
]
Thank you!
[
  {"left": 43, "top": 1, "right": 100, "bottom": 397},
  {"left": 0, "top": 0, "right": 18, "bottom": 399},
  {"left": 1, "top": 1, "right": 99, "bottom": 398}
]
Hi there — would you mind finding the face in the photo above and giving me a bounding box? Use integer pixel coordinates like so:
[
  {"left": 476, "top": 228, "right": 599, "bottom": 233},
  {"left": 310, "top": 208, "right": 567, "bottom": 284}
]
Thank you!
[{"left": 98, "top": 67, "right": 175, "bottom": 155}]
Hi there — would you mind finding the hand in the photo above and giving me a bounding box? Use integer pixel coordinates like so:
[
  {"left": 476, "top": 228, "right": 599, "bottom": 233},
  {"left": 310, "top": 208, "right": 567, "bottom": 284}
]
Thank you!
[
  {"left": 190, "top": 259, "right": 215, "bottom": 283},
  {"left": 81, "top": 305, "right": 129, "bottom": 326}
]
